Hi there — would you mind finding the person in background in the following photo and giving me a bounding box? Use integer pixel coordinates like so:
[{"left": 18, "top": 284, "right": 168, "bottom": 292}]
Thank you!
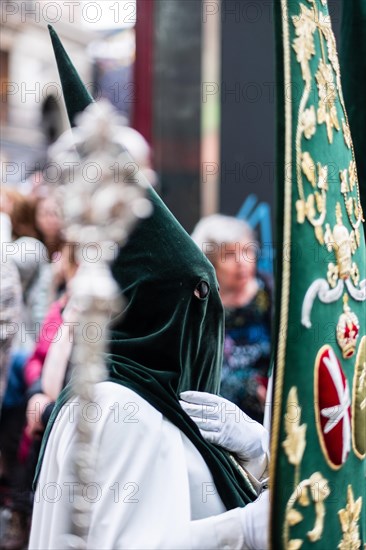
[
  {"left": 0, "top": 187, "right": 64, "bottom": 349},
  {"left": 191, "top": 215, "right": 272, "bottom": 423},
  {"left": 0, "top": 254, "right": 26, "bottom": 550},
  {"left": 0, "top": 242, "right": 78, "bottom": 550},
  {"left": 34, "top": 187, "right": 64, "bottom": 261},
  {"left": 24, "top": 241, "right": 79, "bottom": 434},
  {"left": 0, "top": 259, "right": 22, "bottom": 412}
]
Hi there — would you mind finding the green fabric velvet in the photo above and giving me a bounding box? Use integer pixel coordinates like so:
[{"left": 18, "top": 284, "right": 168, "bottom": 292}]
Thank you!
[
  {"left": 340, "top": 0, "right": 366, "bottom": 221},
  {"left": 48, "top": 25, "right": 94, "bottom": 126},
  {"left": 35, "top": 26, "right": 258, "bottom": 510},
  {"left": 272, "top": 1, "right": 366, "bottom": 548}
]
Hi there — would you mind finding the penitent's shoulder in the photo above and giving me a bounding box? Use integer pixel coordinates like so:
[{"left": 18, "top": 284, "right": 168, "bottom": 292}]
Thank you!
[
  {"left": 49, "top": 382, "right": 163, "bottom": 442},
  {"left": 47, "top": 381, "right": 165, "bottom": 469},
  {"left": 93, "top": 381, "right": 160, "bottom": 416},
  {"left": 84, "top": 381, "right": 164, "bottom": 436}
]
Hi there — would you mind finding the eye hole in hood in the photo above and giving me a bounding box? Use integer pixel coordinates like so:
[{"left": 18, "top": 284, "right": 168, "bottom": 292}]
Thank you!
[{"left": 194, "top": 280, "right": 210, "bottom": 300}]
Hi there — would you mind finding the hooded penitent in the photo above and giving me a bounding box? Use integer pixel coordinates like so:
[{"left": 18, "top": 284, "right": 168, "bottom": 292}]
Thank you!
[
  {"left": 36, "top": 25, "right": 257, "bottom": 510},
  {"left": 271, "top": 1, "right": 365, "bottom": 548}
]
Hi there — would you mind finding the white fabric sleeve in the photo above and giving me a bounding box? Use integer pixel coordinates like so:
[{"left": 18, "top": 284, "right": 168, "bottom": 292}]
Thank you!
[
  {"left": 189, "top": 508, "right": 246, "bottom": 550},
  {"left": 189, "top": 491, "right": 270, "bottom": 550}
]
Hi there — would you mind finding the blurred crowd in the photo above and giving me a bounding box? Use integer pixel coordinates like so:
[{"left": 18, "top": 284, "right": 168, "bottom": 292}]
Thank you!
[
  {"left": 0, "top": 176, "right": 78, "bottom": 549},
  {"left": 0, "top": 170, "right": 272, "bottom": 550}
]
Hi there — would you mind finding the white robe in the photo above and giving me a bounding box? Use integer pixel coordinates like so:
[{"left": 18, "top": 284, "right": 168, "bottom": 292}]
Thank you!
[{"left": 29, "top": 382, "right": 257, "bottom": 550}]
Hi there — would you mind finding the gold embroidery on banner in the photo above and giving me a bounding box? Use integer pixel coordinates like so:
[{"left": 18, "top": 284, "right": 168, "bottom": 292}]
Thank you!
[
  {"left": 315, "top": 59, "right": 340, "bottom": 143},
  {"left": 343, "top": 120, "right": 352, "bottom": 149},
  {"left": 301, "top": 152, "right": 316, "bottom": 188},
  {"left": 352, "top": 336, "right": 366, "bottom": 459},
  {"left": 282, "top": 388, "right": 330, "bottom": 549},
  {"left": 282, "top": 387, "right": 307, "bottom": 486},
  {"left": 336, "top": 295, "right": 360, "bottom": 359},
  {"left": 317, "top": 0, "right": 364, "bottom": 230},
  {"left": 323, "top": 203, "right": 360, "bottom": 287},
  {"left": 292, "top": 4, "right": 317, "bottom": 84},
  {"left": 313, "top": 0, "right": 363, "bottom": 225},
  {"left": 293, "top": 0, "right": 364, "bottom": 245},
  {"left": 284, "top": 473, "right": 330, "bottom": 549},
  {"left": 296, "top": 152, "right": 328, "bottom": 245},
  {"left": 341, "top": 161, "right": 362, "bottom": 230},
  {"left": 338, "top": 485, "right": 362, "bottom": 550},
  {"left": 300, "top": 106, "right": 316, "bottom": 139}
]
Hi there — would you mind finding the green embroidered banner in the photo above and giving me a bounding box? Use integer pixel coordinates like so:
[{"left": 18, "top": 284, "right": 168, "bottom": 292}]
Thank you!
[{"left": 271, "top": 1, "right": 366, "bottom": 548}]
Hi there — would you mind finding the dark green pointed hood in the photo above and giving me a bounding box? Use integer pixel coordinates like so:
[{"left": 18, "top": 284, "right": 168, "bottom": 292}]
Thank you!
[
  {"left": 48, "top": 24, "right": 94, "bottom": 126},
  {"left": 109, "top": 188, "right": 224, "bottom": 396},
  {"left": 40, "top": 26, "right": 257, "bottom": 509}
]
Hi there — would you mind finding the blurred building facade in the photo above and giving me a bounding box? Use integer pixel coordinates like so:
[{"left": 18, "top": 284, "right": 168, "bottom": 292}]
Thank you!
[
  {"left": 0, "top": 0, "right": 344, "bottom": 243},
  {"left": 133, "top": 0, "right": 343, "bottom": 261},
  {"left": 1, "top": 0, "right": 95, "bottom": 186}
]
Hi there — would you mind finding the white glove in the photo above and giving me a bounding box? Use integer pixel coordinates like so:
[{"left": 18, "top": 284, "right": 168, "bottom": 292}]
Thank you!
[
  {"left": 189, "top": 490, "right": 270, "bottom": 550},
  {"left": 240, "top": 490, "right": 270, "bottom": 550},
  {"left": 180, "top": 391, "right": 269, "bottom": 466}
]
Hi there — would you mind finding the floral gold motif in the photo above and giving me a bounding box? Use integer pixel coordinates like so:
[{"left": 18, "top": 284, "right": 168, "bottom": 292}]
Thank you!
[
  {"left": 284, "top": 471, "right": 330, "bottom": 549},
  {"left": 287, "top": 509, "right": 304, "bottom": 527},
  {"left": 354, "top": 200, "right": 360, "bottom": 222},
  {"left": 343, "top": 120, "right": 352, "bottom": 149},
  {"left": 307, "top": 472, "right": 330, "bottom": 542},
  {"left": 317, "top": 9, "right": 340, "bottom": 78},
  {"left": 315, "top": 60, "right": 340, "bottom": 143},
  {"left": 297, "top": 152, "right": 328, "bottom": 244},
  {"left": 282, "top": 387, "right": 330, "bottom": 549},
  {"left": 292, "top": 0, "right": 364, "bottom": 250},
  {"left": 292, "top": 4, "right": 317, "bottom": 83},
  {"left": 296, "top": 200, "right": 306, "bottom": 224},
  {"left": 317, "top": 163, "right": 328, "bottom": 190},
  {"left": 301, "top": 152, "right": 316, "bottom": 187},
  {"left": 340, "top": 170, "right": 349, "bottom": 194},
  {"left": 288, "top": 540, "right": 303, "bottom": 550},
  {"left": 282, "top": 387, "right": 307, "bottom": 469},
  {"left": 300, "top": 106, "right": 317, "bottom": 139},
  {"left": 349, "top": 161, "right": 357, "bottom": 191},
  {"left": 339, "top": 161, "right": 363, "bottom": 230},
  {"left": 314, "top": 225, "right": 324, "bottom": 245},
  {"left": 338, "top": 485, "right": 362, "bottom": 550}
]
